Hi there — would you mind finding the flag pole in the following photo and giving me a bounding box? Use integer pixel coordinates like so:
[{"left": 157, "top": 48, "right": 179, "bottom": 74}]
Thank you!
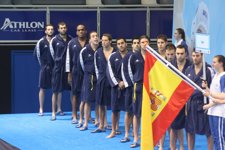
[
  {"left": 146, "top": 45, "right": 205, "bottom": 94},
  {"left": 202, "top": 54, "right": 208, "bottom": 104}
]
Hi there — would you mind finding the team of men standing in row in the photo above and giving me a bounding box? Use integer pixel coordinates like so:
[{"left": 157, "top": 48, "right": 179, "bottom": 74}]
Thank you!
[{"left": 34, "top": 22, "right": 225, "bottom": 150}]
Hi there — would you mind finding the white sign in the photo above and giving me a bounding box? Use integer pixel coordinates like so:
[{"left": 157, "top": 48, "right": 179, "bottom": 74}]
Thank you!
[{"left": 195, "top": 33, "right": 210, "bottom": 54}]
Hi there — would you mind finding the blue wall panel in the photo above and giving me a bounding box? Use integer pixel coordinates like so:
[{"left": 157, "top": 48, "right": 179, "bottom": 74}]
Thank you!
[
  {"left": 100, "top": 10, "right": 146, "bottom": 39},
  {"left": 11, "top": 50, "right": 71, "bottom": 113},
  {"left": 150, "top": 10, "right": 173, "bottom": 39}
]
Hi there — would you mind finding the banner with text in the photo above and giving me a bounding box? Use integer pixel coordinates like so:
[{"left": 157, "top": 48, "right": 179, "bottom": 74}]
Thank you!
[{"left": 0, "top": 10, "right": 46, "bottom": 42}]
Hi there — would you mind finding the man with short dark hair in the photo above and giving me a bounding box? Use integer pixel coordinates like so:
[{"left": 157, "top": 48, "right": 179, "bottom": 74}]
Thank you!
[
  {"left": 170, "top": 44, "right": 191, "bottom": 150},
  {"left": 66, "top": 24, "right": 88, "bottom": 124},
  {"left": 120, "top": 38, "right": 138, "bottom": 143},
  {"left": 50, "top": 22, "right": 72, "bottom": 120},
  {"left": 157, "top": 34, "right": 169, "bottom": 150},
  {"left": 91, "top": 33, "right": 116, "bottom": 133},
  {"left": 165, "top": 43, "right": 176, "bottom": 62},
  {"left": 185, "top": 50, "right": 213, "bottom": 150},
  {"left": 78, "top": 31, "right": 99, "bottom": 131},
  {"left": 131, "top": 38, "right": 140, "bottom": 52},
  {"left": 129, "top": 35, "right": 149, "bottom": 148},
  {"left": 34, "top": 24, "right": 54, "bottom": 116},
  {"left": 106, "top": 38, "right": 129, "bottom": 138},
  {"left": 157, "top": 34, "right": 168, "bottom": 59}
]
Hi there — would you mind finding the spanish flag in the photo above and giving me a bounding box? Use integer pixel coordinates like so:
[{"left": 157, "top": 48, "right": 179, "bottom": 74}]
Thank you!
[{"left": 141, "top": 46, "right": 194, "bottom": 149}]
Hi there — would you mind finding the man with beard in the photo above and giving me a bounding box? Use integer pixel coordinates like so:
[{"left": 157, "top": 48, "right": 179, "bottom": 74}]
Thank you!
[
  {"left": 120, "top": 37, "right": 140, "bottom": 143},
  {"left": 50, "top": 22, "right": 72, "bottom": 121},
  {"left": 185, "top": 50, "right": 213, "bottom": 150},
  {"left": 106, "top": 38, "right": 130, "bottom": 138}
]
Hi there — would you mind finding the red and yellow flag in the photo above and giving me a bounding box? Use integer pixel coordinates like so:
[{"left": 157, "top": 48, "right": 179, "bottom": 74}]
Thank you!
[{"left": 141, "top": 47, "right": 194, "bottom": 149}]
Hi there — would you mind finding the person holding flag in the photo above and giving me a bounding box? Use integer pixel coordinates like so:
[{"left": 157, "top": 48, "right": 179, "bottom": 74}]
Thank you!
[{"left": 184, "top": 50, "right": 213, "bottom": 150}]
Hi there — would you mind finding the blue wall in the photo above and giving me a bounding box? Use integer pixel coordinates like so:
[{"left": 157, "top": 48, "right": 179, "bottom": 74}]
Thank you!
[{"left": 11, "top": 50, "right": 71, "bottom": 113}]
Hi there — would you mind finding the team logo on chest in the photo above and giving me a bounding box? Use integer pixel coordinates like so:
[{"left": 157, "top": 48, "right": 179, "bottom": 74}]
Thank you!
[
  {"left": 115, "top": 58, "right": 119, "bottom": 62},
  {"left": 135, "top": 59, "right": 140, "bottom": 63},
  {"left": 88, "top": 54, "right": 92, "bottom": 57}
]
